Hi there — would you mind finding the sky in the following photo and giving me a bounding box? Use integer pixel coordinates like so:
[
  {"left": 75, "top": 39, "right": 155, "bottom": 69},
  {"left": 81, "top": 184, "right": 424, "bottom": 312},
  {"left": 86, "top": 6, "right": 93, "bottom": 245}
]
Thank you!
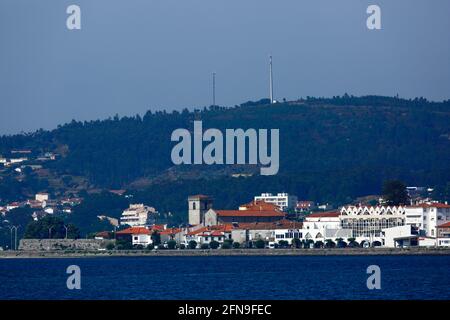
[{"left": 1, "top": 0, "right": 450, "bottom": 134}]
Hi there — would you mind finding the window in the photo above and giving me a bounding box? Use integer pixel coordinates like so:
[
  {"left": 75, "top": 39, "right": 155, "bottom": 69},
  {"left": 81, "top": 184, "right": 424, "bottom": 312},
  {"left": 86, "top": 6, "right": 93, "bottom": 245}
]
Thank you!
[{"left": 192, "top": 202, "right": 196, "bottom": 210}]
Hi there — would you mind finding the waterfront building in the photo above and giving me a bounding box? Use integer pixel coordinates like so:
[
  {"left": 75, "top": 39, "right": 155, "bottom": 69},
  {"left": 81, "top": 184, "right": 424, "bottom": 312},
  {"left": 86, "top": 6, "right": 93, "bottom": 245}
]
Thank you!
[
  {"left": 254, "top": 193, "right": 298, "bottom": 211},
  {"left": 120, "top": 204, "right": 157, "bottom": 227},
  {"left": 116, "top": 227, "right": 153, "bottom": 246},
  {"left": 185, "top": 224, "right": 233, "bottom": 247},
  {"left": 405, "top": 202, "right": 450, "bottom": 238},
  {"left": 339, "top": 205, "right": 406, "bottom": 241},
  {"left": 381, "top": 225, "right": 418, "bottom": 248},
  {"left": 116, "top": 225, "right": 166, "bottom": 246},
  {"left": 436, "top": 222, "right": 450, "bottom": 247},
  {"left": 303, "top": 211, "right": 352, "bottom": 242},
  {"left": 204, "top": 201, "right": 285, "bottom": 225}
]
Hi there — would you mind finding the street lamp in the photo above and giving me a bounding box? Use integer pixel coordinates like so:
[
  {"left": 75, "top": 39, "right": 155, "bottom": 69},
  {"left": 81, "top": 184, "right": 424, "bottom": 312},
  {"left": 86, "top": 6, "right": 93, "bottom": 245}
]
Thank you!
[
  {"left": 64, "top": 225, "right": 69, "bottom": 239},
  {"left": 8, "top": 226, "right": 19, "bottom": 250},
  {"left": 14, "top": 226, "right": 19, "bottom": 250},
  {"left": 8, "top": 226, "right": 15, "bottom": 250}
]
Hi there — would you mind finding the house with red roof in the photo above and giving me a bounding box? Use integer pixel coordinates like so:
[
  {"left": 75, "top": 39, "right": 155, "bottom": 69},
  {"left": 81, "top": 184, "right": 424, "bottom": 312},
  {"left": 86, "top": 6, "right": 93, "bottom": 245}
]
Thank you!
[
  {"left": 203, "top": 200, "right": 286, "bottom": 226},
  {"left": 115, "top": 224, "right": 167, "bottom": 247},
  {"left": 405, "top": 202, "right": 450, "bottom": 239},
  {"left": 184, "top": 224, "right": 233, "bottom": 247}
]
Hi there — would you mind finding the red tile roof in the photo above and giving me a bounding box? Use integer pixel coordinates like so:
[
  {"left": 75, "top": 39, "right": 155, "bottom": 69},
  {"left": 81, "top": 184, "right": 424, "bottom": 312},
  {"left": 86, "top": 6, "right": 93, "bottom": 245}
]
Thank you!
[
  {"left": 410, "top": 203, "right": 450, "bottom": 209},
  {"left": 437, "top": 222, "right": 450, "bottom": 228},
  {"left": 186, "top": 224, "right": 233, "bottom": 236},
  {"left": 95, "top": 231, "right": 112, "bottom": 238},
  {"left": 217, "top": 210, "right": 285, "bottom": 217},
  {"left": 307, "top": 211, "right": 340, "bottom": 218},
  {"left": 239, "top": 200, "right": 280, "bottom": 211},
  {"left": 116, "top": 227, "right": 151, "bottom": 235},
  {"left": 160, "top": 228, "right": 182, "bottom": 235}
]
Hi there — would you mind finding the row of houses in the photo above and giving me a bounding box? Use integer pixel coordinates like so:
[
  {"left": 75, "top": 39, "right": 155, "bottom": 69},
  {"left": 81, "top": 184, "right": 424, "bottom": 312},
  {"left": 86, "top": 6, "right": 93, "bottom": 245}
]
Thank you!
[
  {"left": 109, "top": 194, "right": 450, "bottom": 249},
  {"left": 0, "top": 192, "right": 82, "bottom": 220}
]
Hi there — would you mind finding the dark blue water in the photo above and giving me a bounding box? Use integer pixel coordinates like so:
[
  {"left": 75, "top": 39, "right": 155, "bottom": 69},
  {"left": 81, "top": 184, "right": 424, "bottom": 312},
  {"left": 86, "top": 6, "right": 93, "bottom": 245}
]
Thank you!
[{"left": 0, "top": 255, "right": 449, "bottom": 300}]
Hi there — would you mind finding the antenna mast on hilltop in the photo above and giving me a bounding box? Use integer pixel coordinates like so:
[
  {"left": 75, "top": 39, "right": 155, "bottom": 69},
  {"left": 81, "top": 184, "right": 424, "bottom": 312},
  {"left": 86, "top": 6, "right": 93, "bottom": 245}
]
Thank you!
[
  {"left": 269, "top": 55, "right": 274, "bottom": 104},
  {"left": 212, "top": 72, "right": 216, "bottom": 107}
]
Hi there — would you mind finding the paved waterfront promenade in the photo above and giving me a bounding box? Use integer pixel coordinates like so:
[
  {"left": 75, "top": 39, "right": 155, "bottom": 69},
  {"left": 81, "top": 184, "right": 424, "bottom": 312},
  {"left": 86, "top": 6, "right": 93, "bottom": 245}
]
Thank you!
[{"left": 1, "top": 247, "right": 450, "bottom": 258}]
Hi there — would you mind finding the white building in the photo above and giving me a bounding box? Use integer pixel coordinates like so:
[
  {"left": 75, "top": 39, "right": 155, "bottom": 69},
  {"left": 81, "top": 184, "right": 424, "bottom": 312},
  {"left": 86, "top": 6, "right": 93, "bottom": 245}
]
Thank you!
[
  {"left": 35, "top": 193, "right": 49, "bottom": 202},
  {"left": 303, "top": 212, "right": 352, "bottom": 243},
  {"left": 339, "top": 205, "right": 406, "bottom": 245},
  {"left": 381, "top": 225, "right": 418, "bottom": 248},
  {"left": 120, "top": 204, "right": 157, "bottom": 227},
  {"left": 254, "top": 193, "right": 298, "bottom": 211},
  {"left": 116, "top": 226, "right": 153, "bottom": 246},
  {"left": 405, "top": 203, "right": 450, "bottom": 238}
]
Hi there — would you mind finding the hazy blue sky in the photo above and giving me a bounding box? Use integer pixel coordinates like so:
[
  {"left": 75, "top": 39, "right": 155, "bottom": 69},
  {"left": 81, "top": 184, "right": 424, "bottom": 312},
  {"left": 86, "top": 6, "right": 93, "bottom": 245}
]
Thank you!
[{"left": 1, "top": 0, "right": 450, "bottom": 134}]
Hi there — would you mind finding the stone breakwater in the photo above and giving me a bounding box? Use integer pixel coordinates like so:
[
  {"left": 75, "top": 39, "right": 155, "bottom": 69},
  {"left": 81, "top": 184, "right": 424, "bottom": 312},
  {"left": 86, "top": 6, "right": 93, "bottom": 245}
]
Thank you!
[{"left": 1, "top": 246, "right": 450, "bottom": 259}]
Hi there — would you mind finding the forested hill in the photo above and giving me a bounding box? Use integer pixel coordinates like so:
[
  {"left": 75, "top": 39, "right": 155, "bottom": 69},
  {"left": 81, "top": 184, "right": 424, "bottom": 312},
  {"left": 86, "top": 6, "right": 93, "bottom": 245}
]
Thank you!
[{"left": 1, "top": 95, "right": 450, "bottom": 212}]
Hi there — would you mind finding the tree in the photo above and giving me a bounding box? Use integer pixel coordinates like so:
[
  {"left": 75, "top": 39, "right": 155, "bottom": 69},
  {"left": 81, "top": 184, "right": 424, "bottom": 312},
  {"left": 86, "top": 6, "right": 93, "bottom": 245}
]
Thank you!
[
  {"left": 115, "top": 239, "right": 132, "bottom": 250},
  {"left": 105, "top": 242, "right": 115, "bottom": 250},
  {"left": 292, "top": 238, "right": 301, "bottom": 248},
  {"left": 336, "top": 240, "right": 347, "bottom": 248},
  {"left": 209, "top": 241, "right": 220, "bottom": 249},
  {"left": 278, "top": 240, "right": 289, "bottom": 248},
  {"left": 382, "top": 180, "right": 409, "bottom": 205},
  {"left": 314, "top": 241, "right": 324, "bottom": 248},
  {"left": 372, "top": 241, "right": 382, "bottom": 247},
  {"left": 232, "top": 242, "right": 240, "bottom": 249},
  {"left": 24, "top": 216, "right": 80, "bottom": 239},
  {"left": 146, "top": 243, "right": 154, "bottom": 250},
  {"left": 221, "top": 240, "right": 232, "bottom": 249},
  {"left": 188, "top": 240, "right": 197, "bottom": 249},
  {"left": 200, "top": 243, "right": 209, "bottom": 249},
  {"left": 167, "top": 240, "right": 177, "bottom": 249},
  {"left": 151, "top": 230, "right": 161, "bottom": 246},
  {"left": 304, "top": 239, "right": 314, "bottom": 249},
  {"left": 254, "top": 239, "right": 266, "bottom": 249},
  {"left": 325, "top": 239, "right": 336, "bottom": 248}
]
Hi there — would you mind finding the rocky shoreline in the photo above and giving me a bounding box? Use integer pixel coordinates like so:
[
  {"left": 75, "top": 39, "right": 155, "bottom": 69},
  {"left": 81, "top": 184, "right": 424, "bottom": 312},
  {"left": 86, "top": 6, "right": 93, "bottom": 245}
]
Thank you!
[{"left": 1, "top": 247, "right": 450, "bottom": 258}]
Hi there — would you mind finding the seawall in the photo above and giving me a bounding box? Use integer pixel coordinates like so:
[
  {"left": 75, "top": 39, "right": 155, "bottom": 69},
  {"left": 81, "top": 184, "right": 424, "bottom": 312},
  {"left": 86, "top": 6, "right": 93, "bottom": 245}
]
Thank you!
[{"left": 1, "top": 247, "right": 450, "bottom": 258}]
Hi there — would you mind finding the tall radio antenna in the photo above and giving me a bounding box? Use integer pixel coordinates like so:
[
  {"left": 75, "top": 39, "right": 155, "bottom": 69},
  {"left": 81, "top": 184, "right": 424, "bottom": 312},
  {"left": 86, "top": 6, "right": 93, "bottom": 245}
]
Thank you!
[
  {"left": 212, "top": 72, "right": 216, "bottom": 106},
  {"left": 269, "top": 55, "right": 274, "bottom": 104}
]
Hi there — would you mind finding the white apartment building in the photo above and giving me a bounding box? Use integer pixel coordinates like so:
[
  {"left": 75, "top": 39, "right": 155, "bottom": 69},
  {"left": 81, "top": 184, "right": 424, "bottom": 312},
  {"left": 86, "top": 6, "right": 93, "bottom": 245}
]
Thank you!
[
  {"left": 120, "top": 204, "right": 157, "bottom": 227},
  {"left": 405, "top": 203, "right": 450, "bottom": 238},
  {"left": 254, "top": 193, "right": 298, "bottom": 211}
]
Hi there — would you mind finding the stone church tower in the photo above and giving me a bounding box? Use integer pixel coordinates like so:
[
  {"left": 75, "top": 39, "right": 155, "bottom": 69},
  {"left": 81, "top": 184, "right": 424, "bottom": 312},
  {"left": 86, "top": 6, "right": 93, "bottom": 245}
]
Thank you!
[{"left": 188, "top": 195, "right": 213, "bottom": 225}]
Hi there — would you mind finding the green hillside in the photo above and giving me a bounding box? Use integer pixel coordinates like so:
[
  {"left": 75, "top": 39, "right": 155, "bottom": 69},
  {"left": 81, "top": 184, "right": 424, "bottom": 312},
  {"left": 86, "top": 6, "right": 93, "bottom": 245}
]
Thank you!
[{"left": 1, "top": 95, "right": 450, "bottom": 222}]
